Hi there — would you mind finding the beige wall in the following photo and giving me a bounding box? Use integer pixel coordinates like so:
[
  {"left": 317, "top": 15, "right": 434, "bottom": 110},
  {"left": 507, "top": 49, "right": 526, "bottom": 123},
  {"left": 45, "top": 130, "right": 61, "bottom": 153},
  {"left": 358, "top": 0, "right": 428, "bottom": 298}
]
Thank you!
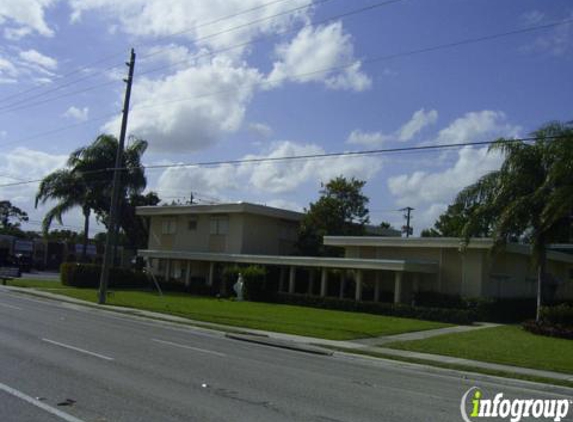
[
  {"left": 147, "top": 212, "right": 298, "bottom": 256},
  {"left": 350, "top": 244, "right": 573, "bottom": 300}
]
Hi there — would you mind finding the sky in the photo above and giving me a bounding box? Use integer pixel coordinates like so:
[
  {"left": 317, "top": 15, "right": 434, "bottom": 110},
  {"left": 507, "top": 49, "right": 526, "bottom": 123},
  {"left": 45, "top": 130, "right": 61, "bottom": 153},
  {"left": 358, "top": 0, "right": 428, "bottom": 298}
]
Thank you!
[{"left": 0, "top": 0, "right": 572, "bottom": 236}]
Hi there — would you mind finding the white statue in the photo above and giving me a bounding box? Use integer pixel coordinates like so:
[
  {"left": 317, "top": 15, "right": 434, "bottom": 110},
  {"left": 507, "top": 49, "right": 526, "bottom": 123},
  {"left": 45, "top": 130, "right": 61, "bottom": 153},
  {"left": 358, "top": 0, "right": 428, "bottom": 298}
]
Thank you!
[{"left": 233, "top": 273, "right": 244, "bottom": 301}]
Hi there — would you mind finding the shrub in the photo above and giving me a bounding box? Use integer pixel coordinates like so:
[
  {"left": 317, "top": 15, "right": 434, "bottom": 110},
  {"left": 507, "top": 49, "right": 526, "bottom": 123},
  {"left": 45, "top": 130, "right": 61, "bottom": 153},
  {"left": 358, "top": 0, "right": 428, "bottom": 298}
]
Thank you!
[
  {"left": 222, "top": 264, "right": 267, "bottom": 301},
  {"left": 467, "top": 297, "right": 536, "bottom": 323},
  {"left": 522, "top": 320, "right": 573, "bottom": 340},
  {"left": 413, "top": 291, "right": 465, "bottom": 309},
  {"left": 60, "top": 263, "right": 148, "bottom": 288},
  {"left": 273, "top": 293, "right": 475, "bottom": 325},
  {"left": 540, "top": 304, "right": 573, "bottom": 326}
]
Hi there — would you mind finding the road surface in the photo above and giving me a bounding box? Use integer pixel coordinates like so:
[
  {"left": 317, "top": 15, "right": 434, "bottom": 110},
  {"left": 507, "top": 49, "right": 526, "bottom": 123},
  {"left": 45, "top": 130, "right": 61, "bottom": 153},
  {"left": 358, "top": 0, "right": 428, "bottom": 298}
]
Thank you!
[{"left": 0, "top": 289, "right": 571, "bottom": 422}]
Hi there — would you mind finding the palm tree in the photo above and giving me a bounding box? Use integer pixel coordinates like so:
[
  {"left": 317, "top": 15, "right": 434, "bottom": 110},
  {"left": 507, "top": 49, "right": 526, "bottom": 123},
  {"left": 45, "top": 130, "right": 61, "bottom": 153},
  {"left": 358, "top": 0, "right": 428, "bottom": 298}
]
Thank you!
[
  {"left": 460, "top": 121, "right": 573, "bottom": 321},
  {"left": 36, "top": 134, "right": 149, "bottom": 261},
  {"left": 35, "top": 169, "right": 95, "bottom": 261}
]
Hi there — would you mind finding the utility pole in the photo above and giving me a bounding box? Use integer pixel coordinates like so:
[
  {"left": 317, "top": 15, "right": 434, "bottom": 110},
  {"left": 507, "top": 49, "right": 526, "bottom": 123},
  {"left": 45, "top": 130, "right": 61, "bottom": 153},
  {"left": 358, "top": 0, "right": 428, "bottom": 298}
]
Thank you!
[
  {"left": 98, "top": 48, "right": 135, "bottom": 305},
  {"left": 400, "top": 207, "right": 414, "bottom": 238}
]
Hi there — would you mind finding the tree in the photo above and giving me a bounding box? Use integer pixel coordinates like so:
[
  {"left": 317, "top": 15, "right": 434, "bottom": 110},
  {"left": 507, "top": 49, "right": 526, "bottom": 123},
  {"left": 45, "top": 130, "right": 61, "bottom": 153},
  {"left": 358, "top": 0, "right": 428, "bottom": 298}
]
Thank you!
[
  {"left": 296, "top": 176, "right": 369, "bottom": 256},
  {"left": 36, "top": 134, "right": 153, "bottom": 260},
  {"left": 67, "top": 134, "right": 151, "bottom": 252},
  {"left": 459, "top": 121, "right": 573, "bottom": 322},
  {"left": 421, "top": 201, "right": 494, "bottom": 238},
  {"left": 0, "top": 200, "right": 29, "bottom": 236},
  {"left": 36, "top": 169, "right": 96, "bottom": 261}
]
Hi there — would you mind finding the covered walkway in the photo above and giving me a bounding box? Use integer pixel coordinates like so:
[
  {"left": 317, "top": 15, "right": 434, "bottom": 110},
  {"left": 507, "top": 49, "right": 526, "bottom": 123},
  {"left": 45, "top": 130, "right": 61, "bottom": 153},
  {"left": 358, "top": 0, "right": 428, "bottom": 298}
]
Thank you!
[{"left": 138, "top": 250, "right": 439, "bottom": 304}]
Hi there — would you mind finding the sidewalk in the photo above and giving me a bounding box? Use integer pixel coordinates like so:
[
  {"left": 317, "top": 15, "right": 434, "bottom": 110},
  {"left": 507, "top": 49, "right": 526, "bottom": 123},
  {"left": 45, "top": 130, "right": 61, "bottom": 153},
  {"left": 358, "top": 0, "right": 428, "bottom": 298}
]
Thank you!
[{"left": 4, "top": 285, "right": 573, "bottom": 384}]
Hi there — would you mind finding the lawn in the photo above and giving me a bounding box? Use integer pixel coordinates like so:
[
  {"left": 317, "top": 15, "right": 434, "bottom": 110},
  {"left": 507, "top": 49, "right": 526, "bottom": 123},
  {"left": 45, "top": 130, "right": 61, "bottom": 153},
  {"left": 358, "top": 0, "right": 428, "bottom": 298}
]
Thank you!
[
  {"left": 385, "top": 325, "right": 573, "bottom": 374},
  {"left": 4, "top": 278, "right": 62, "bottom": 289},
  {"left": 11, "top": 279, "right": 449, "bottom": 340}
]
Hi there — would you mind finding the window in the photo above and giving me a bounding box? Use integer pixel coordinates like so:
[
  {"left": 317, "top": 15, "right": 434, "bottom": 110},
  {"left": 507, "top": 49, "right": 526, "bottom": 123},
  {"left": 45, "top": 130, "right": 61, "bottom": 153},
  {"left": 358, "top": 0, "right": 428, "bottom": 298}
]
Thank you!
[
  {"left": 161, "top": 218, "right": 177, "bottom": 234},
  {"left": 187, "top": 219, "right": 198, "bottom": 231},
  {"left": 210, "top": 216, "right": 229, "bottom": 235}
]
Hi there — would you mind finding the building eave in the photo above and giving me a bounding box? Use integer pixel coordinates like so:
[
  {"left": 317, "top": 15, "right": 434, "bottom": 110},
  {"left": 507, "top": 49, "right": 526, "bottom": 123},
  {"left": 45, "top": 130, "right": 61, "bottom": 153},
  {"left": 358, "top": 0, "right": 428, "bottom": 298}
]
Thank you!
[{"left": 138, "top": 250, "right": 439, "bottom": 274}]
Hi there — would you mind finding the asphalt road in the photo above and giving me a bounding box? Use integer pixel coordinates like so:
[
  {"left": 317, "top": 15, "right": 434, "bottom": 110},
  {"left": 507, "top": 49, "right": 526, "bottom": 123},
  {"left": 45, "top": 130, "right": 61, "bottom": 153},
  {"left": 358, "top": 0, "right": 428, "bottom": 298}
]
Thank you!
[{"left": 0, "top": 289, "right": 571, "bottom": 422}]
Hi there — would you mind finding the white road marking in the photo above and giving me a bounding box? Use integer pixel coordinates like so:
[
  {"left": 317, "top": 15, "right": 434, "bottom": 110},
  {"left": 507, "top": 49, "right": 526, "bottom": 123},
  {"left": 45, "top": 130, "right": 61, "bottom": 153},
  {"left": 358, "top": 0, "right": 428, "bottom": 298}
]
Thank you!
[
  {"left": 0, "top": 381, "right": 87, "bottom": 422},
  {"left": 42, "top": 338, "right": 114, "bottom": 361},
  {"left": 0, "top": 302, "right": 22, "bottom": 310},
  {"left": 151, "top": 338, "right": 226, "bottom": 357}
]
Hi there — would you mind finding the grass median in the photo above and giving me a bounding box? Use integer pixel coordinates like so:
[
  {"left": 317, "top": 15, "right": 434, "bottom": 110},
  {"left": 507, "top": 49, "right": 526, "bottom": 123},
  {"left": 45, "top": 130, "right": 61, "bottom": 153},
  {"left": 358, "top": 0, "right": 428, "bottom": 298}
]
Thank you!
[
  {"left": 10, "top": 278, "right": 449, "bottom": 340},
  {"left": 385, "top": 325, "right": 573, "bottom": 374}
]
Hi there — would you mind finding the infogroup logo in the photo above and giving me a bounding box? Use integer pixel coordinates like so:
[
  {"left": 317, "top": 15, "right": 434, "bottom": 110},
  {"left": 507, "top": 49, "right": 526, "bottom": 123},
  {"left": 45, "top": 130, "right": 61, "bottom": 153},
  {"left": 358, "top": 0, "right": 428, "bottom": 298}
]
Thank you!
[{"left": 460, "top": 387, "right": 571, "bottom": 422}]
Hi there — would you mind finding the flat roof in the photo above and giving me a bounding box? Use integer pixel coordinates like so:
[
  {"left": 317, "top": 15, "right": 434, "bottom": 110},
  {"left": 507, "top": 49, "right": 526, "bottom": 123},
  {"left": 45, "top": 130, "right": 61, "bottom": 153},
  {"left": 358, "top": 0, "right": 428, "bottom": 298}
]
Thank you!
[
  {"left": 324, "top": 236, "right": 494, "bottom": 249},
  {"left": 136, "top": 202, "right": 304, "bottom": 221},
  {"left": 324, "top": 236, "right": 573, "bottom": 264},
  {"left": 138, "top": 250, "right": 439, "bottom": 273}
]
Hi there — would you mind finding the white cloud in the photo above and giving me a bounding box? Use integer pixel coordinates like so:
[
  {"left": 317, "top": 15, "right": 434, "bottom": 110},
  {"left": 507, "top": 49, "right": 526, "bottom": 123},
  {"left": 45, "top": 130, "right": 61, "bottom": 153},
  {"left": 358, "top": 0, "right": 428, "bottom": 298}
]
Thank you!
[
  {"left": 68, "top": 0, "right": 312, "bottom": 56},
  {"left": 19, "top": 49, "right": 58, "bottom": 71},
  {"left": 520, "top": 11, "right": 573, "bottom": 57},
  {"left": 347, "top": 130, "right": 390, "bottom": 146},
  {"left": 386, "top": 110, "right": 521, "bottom": 232},
  {"left": 153, "top": 140, "right": 382, "bottom": 198},
  {"left": 238, "top": 141, "right": 382, "bottom": 193},
  {"left": 387, "top": 146, "right": 504, "bottom": 231},
  {"left": 0, "top": 147, "right": 67, "bottom": 204},
  {"left": 398, "top": 109, "right": 438, "bottom": 141},
  {"left": 0, "top": 0, "right": 56, "bottom": 38},
  {"left": 433, "top": 110, "right": 521, "bottom": 145},
  {"left": 63, "top": 106, "right": 89, "bottom": 122},
  {"left": 268, "top": 21, "right": 371, "bottom": 91},
  {"left": 0, "top": 56, "right": 19, "bottom": 82},
  {"left": 347, "top": 108, "right": 438, "bottom": 146},
  {"left": 103, "top": 56, "right": 264, "bottom": 153},
  {"left": 248, "top": 122, "right": 273, "bottom": 138}
]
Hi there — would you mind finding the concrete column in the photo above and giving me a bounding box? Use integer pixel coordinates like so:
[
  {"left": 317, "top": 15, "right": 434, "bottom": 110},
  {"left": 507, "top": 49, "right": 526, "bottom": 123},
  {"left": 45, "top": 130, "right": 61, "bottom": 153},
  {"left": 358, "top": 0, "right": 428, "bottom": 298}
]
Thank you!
[
  {"left": 374, "top": 272, "right": 381, "bottom": 302},
  {"left": 279, "top": 267, "right": 286, "bottom": 292},
  {"left": 184, "top": 261, "right": 191, "bottom": 287},
  {"left": 320, "top": 268, "right": 327, "bottom": 297},
  {"left": 208, "top": 262, "right": 215, "bottom": 286},
  {"left": 164, "top": 259, "right": 171, "bottom": 280},
  {"left": 354, "top": 270, "right": 363, "bottom": 301},
  {"left": 413, "top": 273, "right": 421, "bottom": 293},
  {"left": 307, "top": 269, "right": 315, "bottom": 295},
  {"left": 288, "top": 266, "right": 296, "bottom": 294},
  {"left": 339, "top": 271, "right": 346, "bottom": 299},
  {"left": 394, "top": 272, "right": 403, "bottom": 304}
]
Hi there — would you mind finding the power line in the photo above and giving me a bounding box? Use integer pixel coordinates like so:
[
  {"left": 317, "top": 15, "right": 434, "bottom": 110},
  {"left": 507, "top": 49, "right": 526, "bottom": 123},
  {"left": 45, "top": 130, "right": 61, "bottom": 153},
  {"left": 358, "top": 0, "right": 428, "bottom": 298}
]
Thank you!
[
  {"left": 0, "top": 135, "right": 563, "bottom": 189},
  {"left": 1, "top": 11, "right": 566, "bottom": 135},
  {"left": 137, "top": 0, "right": 403, "bottom": 79},
  {"left": 0, "top": 0, "right": 327, "bottom": 110},
  {"left": 0, "top": 111, "right": 120, "bottom": 150},
  {"left": 132, "top": 17, "right": 573, "bottom": 112},
  {"left": 0, "top": 0, "right": 398, "bottom": 116}
]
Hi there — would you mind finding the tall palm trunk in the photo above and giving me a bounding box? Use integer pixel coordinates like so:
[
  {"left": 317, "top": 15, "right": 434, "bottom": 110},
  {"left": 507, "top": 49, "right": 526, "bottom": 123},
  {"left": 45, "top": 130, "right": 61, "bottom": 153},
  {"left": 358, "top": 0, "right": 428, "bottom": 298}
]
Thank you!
[{"left": 82, "top": 207, "right": 90, "bottom": 262}]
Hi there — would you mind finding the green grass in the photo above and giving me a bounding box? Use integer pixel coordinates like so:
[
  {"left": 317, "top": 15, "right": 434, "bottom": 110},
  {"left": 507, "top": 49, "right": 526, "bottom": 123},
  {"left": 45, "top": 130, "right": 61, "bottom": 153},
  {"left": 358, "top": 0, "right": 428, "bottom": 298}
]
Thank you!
[
  {"left": 386, "top": 325, "right": 573, "bottom": 374},
  {"left": 4, "top": 278, "right": 63, "bottom": 289},
  {"left": 323, "top": 346, "right": 573, "bottom": 389},
  {"left": 31, "top": 287, "right": 448, "bottom": 340}
]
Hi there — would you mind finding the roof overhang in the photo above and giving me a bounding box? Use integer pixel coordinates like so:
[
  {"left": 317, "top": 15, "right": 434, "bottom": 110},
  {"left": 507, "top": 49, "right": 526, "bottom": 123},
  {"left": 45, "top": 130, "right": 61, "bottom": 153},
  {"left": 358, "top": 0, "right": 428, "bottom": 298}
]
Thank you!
[
  {"left": 138, "top": 250, "right": 439, "bottom": 273},
  {"left": 324, "top": 236, "right": 494, "bottom": 249},
  {"left": 136, "top": 202, "right": 303, "bottom": 222}
]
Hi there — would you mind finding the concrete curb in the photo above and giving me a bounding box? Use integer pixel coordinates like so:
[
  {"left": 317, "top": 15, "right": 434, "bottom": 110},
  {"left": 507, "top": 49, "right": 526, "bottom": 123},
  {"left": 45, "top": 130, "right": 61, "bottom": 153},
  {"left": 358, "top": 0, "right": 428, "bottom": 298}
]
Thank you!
[{"left": 225, "top": 333, "right": 333, "bottom": 356}]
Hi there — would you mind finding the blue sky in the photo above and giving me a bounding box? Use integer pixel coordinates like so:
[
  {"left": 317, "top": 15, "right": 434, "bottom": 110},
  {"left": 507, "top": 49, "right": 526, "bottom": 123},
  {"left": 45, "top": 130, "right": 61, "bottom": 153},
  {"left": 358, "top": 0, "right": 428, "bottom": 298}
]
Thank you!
[{"left": 0, "top": 0, "right": 571, "bottom": 235}]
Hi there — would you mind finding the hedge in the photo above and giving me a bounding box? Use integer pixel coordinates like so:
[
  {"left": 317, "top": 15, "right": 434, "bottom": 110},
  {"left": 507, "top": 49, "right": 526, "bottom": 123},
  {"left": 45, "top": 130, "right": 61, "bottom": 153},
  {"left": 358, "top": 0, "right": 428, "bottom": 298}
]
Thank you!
[
  {"left": 273, "top": 293, "right": 476, "bottom": 325},
  {"left": 413, "top": 292, "right": 537, "bottom": 323},
  {"left": 539, "top": 304, "right": 573, "bottom": 326},
  {"left": 60, "top": 263, "right": 148, "bottom": 288}
]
